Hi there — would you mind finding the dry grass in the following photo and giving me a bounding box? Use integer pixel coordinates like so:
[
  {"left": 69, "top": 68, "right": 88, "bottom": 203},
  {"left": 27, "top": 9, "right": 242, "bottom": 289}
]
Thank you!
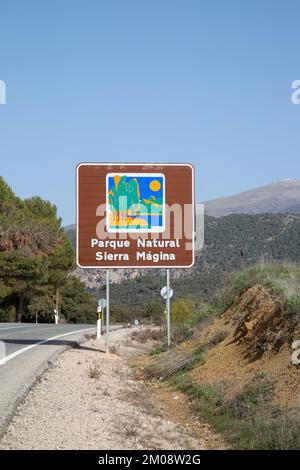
[
  {"left": 131, "top": 328, "right": 164, "bottom": 344},
  {"left": 109, "top": 344, "right": 120, "bottom": 355},
  {"left": 144, "top": 342, "right": 207, "bottom": 380},
  {"left": 87, "top": 361, "right": 101, "bottom": 379},
  {"left": 253, "top": 408, "right": 300, "bottom": 450}
]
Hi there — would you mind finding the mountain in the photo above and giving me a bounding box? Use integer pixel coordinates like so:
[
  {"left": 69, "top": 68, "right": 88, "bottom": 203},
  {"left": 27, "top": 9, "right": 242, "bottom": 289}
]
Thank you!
[
  {"left": 203, "top": 179, "right": 300, "bottom": 217},
  {"left": 88, "top": 212, "right": 300, "bottom": 317},
  {"left": 66, "top": 213, "right": 300, "bottom": 288},
  {"left": 65, "top": 179, "right": 300, "bottom": 288}
]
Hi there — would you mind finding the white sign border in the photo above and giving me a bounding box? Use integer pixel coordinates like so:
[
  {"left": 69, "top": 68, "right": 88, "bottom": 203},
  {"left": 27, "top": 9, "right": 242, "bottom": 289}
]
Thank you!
[{"left": 106, "top": 172, "right": 166, "bottom": 233}]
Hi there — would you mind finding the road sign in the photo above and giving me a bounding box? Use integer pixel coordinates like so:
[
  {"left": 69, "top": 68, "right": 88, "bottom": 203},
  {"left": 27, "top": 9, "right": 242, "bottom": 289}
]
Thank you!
[
  {"left": 76, "top": 163, "right": 195, "bottom": 268},
  {"left": 134, "top": 319, "right": 139, "bottom": 326},
  {"left": 161, "top": 286, "right": 174, "bottom": 300},
  {"left": 98, "top": 298, "right": 107, "bottom": 309}
]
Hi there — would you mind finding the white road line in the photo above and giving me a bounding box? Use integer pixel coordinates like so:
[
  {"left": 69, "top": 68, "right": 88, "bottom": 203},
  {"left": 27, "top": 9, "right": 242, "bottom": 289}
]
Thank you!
[
  {"left": 0, "top": 327, "right": 96, "bottom": 366},
  {"left": 0, "top": 325, "right": 34, "bottom": 331}
]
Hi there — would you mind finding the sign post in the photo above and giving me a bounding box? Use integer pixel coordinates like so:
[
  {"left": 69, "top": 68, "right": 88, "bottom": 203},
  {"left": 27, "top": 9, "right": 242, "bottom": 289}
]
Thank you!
[
  {"left": 161, "top": 277, "right": 174, "bottom": 346},
  {"left": 106, "top": 270, "right": 110, "bottom": 353},
  {"left": 76, "top": 163, "right": 195, "bottom": 347},
  {"left": 166, "top": 269, "right": 171, "bottom": 346}
]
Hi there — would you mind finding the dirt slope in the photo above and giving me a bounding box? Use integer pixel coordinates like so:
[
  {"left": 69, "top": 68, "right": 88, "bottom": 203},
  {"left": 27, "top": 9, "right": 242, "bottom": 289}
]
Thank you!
[{"left": 190, "top": 285, "right": 300, "bottom": 406}]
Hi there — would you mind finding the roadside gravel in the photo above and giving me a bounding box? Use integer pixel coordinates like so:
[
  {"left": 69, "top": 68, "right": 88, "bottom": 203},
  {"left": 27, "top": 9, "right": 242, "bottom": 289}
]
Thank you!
[{"left": 0, "top": 327, "right": 206, "bottom": 450}]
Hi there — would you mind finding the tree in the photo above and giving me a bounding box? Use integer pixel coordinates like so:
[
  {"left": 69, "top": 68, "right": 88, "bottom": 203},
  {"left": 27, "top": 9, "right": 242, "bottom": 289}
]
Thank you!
[
  {"left": 145, "top": 299, "right": 164, "bottom": 324},
  {"left": 60, "top": 276, "right": 97, "bottom": 324},
  {"left": 171, "top": 298, "right": 194, "bottom": 325},
  {"left": 47, "top": 233, "right": 75, "bottom": 322},
  {"left": 27, "top": 289, "right": 56, "bottom": 323},
  {"left": 0, "top": 180, "right": 69, "bottom": 321}
]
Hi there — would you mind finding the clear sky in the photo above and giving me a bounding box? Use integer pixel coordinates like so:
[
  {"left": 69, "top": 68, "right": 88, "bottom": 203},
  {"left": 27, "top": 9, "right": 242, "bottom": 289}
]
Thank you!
[{"left": 1, "top": 0, "right": 300, "bottom": 225}]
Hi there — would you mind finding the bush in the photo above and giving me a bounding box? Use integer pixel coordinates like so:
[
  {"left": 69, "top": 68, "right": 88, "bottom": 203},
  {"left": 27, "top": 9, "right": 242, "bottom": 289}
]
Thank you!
[
  {"left": 0, "top": 305, "right": 16, "bottom": 322},
  {"left": 131, "top": 328, "right": 164, "bottom": 343},
  {"left": 171, "top": 298, "right": 194, "bottom": 325},
  {"left": 285, "top": 293, "right": 300, "bottom": 316},
  {"left": 144, "top": 342, "right": 207, "bottom": 380},
  {"left": 227, "top": 372, "right": 274, "bottom": 419},
  {"left": 252, "top": 409, "right": 300, "bottom": 450}
]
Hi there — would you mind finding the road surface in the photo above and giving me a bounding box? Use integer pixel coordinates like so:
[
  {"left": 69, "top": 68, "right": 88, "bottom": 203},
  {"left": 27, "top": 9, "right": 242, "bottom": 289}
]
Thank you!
[{"left": 0, "top": 322, "right": 98, "bottom": 435}]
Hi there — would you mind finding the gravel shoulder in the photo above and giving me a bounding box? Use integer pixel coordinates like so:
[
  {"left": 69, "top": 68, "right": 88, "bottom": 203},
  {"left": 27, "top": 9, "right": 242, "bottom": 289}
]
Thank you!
[{"left": 0, "top": 327, "right": 210, "bottom": 450}]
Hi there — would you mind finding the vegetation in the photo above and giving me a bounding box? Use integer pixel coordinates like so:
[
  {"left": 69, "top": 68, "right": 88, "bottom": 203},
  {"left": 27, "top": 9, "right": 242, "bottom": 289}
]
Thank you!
[
  {"left": 90, "top": 271, "right": 228, "bottom": 323},
  {"left": 0, "top": 177, "right": 96, "bottom": 323},
  {"left": 169, "top": 372, "right": 293, "bottom": 449},
  {"left": 144, "top": 343, "right": 207, "bottom": 380},
  {"left": 68, "top": 211, "right": 300, "bottom": 274},
  {"left": 169, "top": 371, "right": 300, "bottom": 449},
  {"left": 142, "top": 262, "right": 300, "bottom": 449},
  {"left": 171, "top": 298, "right": 194, "bottom": 325}
]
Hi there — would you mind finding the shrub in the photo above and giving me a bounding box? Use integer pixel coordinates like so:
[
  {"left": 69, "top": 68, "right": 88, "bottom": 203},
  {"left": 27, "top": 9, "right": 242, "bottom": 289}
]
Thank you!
[
  {"left": 252, "top": 409, "right": 300, "bottom": 450},
  {"left": 87, "top": 362, "right": 101, "bottom": 379},
  {"left": 144, "top": 342, "right": 207, "bottom": 379},
  {"left": 285, "top": 293, "right": 300, "bottom": 316},
  {"left": 131, "top": 328, "right": 164, "bottom": 343},
  {"left": 171, "top": 298, "right": 194, "bottom": 325}
]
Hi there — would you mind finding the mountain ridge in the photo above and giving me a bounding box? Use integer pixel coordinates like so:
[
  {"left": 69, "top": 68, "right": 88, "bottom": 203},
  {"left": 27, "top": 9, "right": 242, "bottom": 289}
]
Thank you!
[{"left": 203, "top": 179, "right": 300, "bottom": 217}]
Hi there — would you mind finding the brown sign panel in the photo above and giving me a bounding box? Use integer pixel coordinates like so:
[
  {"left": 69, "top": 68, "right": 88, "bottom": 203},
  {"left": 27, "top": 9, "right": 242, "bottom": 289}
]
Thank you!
[{"left": 76, "top": 163, "right": 195, "bottom": 268}]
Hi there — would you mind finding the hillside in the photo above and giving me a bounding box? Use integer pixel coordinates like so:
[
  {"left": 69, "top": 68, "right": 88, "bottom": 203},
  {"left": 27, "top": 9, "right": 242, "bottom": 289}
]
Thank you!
[
  {"left": 67, "top": 213, "right": 300, "bottom": 295},
  {"left": 141, "top": 264, "right": 300, "bottom": 449},
  {"left": 204, "top": 179, "right": 300, "bottom": 217}
]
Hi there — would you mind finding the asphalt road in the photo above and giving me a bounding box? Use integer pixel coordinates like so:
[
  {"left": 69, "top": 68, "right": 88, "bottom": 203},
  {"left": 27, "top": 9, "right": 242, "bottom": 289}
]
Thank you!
[{"left": 0, "top": 322, "right": 97, "bottom": 436}]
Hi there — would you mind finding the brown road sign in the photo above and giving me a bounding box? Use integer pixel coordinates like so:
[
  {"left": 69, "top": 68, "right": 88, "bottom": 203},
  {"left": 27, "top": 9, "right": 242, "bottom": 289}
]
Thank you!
[{"left": 76, "top": 163, "right": 195, "bottom": 268}]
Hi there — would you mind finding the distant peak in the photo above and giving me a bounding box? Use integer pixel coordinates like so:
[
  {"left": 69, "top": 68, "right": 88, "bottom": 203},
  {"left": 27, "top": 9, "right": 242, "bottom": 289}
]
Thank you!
[{"left": 273, "top": 178, "right": 297, "bottom": 184}]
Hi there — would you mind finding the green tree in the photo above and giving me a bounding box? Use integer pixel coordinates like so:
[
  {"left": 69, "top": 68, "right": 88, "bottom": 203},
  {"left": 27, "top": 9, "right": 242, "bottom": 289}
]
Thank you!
[
  {"left": 61, "top": 276, "right": 97, "bottom": 324},
  {"left": 171, "top": 298, "right": 194, "bottom": 325},
  {"left": 0, "top": 181, "right": 68, "bottom": 321},
  {"left": 145, "top": 299, "right": 164, "bottom": 324},
  {"left": 47, "top": 233, "right": 75, "bottom": 322}
]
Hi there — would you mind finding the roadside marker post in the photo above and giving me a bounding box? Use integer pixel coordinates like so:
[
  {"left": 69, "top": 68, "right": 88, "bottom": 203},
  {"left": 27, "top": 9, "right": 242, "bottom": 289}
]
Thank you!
[
  {"left": 97, "top": 298, "right": 107, "bottom": 341},
  {"left": 76, "top": 163, "right": 195, "bottom": 349},
  {"left": 96, "top": 306, "right": 102, "bottom": 339}
]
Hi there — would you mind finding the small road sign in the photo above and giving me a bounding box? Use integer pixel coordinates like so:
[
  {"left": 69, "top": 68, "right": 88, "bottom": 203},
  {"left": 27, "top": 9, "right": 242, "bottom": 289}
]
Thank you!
[
  {"left": 98, "top": 298, "right": 107, "bottom": 309},
  {"left": 134, "top": 319, "right": 139, "bottom": 326},
  {"left": 160, "top": 286, "right": 174, "bottom": 300}
]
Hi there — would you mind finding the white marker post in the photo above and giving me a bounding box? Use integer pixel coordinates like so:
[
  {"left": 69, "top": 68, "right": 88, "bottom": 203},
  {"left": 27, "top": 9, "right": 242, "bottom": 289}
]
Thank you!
[
  {"left": 97, "top": 298, "right": 107, "bottom": 340},
  {"left": 97, "top": 306, "right": 102, "bottom": 339},
  {"left": 106, "top": 270, "right": 110, "bottom": 353}
]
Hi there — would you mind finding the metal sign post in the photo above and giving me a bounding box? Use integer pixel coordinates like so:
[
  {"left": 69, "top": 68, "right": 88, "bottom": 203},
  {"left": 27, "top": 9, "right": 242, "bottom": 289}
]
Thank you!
[
  {"left": 161, "top": 274, "right": 173, "bottom": 347},
  {"left": 166, "top": 269, "right": 171, "bottom": 347},
  {"left": 106, "top": 270, "right": 110, "bottom": 353}
]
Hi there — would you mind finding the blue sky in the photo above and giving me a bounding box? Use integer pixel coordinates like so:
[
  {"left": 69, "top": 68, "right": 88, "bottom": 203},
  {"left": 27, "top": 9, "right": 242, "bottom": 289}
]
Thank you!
[{"left": 1, "top": 0, "right": 300, "bottom": 225}]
